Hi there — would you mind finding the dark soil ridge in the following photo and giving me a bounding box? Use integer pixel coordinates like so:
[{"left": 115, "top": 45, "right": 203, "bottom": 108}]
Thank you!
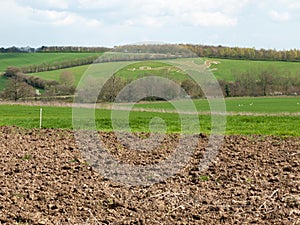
[{"left": 0, "top": 126, "right": 299, "bottom": 224}]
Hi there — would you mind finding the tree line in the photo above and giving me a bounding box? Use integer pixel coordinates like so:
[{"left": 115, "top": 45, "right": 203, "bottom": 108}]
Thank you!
[
  {"left": 0, "top": 46, "right": 110, "bottom": 53},
  {"left": 112, "top": 44, "right": 197, "bottom": 57},
  {"left": 20, "top": 56, "right": 99, "bottom": 73},
  {"left": 2, "top": 44, "right": 300, "bottom": 62},
  {"left": 218, "top": 68, "right": 300, "bottom": 97},
  {"left": 181, "top": 44, "right": 300, "bottom": 62},
  {"left": 37, "top": 46, "right": 111, "bottom": 53},
  {"left": 0, "top": 46, "right": 35, "bottom": 53}
]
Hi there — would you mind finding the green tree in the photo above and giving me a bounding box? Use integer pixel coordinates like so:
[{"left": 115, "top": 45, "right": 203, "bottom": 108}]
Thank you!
[{"left": 225, "top": 84, "right": 231, "bottom": 97}]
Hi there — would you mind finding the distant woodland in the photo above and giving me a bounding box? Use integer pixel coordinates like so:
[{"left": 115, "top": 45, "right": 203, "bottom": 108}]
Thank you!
[
  {"left": 2, "top": 44, "right": 300, "bottom": 62},
  {"left": 181, "top": 44, "right": 300, "bottom": 62}
]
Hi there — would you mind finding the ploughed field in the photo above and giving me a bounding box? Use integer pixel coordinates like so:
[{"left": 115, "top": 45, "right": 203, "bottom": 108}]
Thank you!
[{"left": 0, "top": 126, "right": 299, "bottom": 224}]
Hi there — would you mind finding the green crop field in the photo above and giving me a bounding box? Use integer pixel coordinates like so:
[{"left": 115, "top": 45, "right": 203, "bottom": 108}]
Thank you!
[
  {"left": 0, "top": 52, "right": 102, "bottom": 72},
  {"left": 0, "top": 104, "right": 299, "bottom": 136},
  {"left": 130, "top": 97, "right": 300, "bottom": 114},
  {"left": 207, "top": 58, "right": 300, "bottom": 81}
]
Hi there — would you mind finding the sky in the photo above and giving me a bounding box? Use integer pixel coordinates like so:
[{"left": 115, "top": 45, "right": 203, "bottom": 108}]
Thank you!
[{"left": 0, "top": 0, "right": 299, "bottom": 50}]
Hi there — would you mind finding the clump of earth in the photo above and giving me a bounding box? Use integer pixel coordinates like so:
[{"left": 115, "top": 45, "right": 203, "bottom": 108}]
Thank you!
[{"left": 0, "top": 126, "right": 299, "bottom": 224}]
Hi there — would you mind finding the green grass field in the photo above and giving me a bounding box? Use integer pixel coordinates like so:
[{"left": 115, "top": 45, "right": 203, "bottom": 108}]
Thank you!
[
  {"left": 0, "top": 104, "right": 298, "bottom": 136},
  {"left": 27, "top": 57, "right": 300, "bottom": 87},
  {"left": 0, "top": 52, "right": 102, "bottom": 72},
  {"left": 208, "top": 58, "right": 300, "bottom": 81},
  {"left": 0, "top": 76, "right": 8, "bottom": 90},
  {"left": 30, "top": 60, "right": 191, "bottom": 85},
  {"left": 113, "top": 61, "right": 190, "bottom": 81},
  {"left": 29, "top": 64, "right": 90, "bottom": 84},
  {"left": 130, "top": 97, "right": 300, "bottom": 114},
  {"left": 0, "top": 53, "right": 299, "bottom": 92}
]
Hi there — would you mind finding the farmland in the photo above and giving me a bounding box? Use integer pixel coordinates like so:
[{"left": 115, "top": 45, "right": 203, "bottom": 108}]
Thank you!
[
  {"left": 0, "top": 51, "right": 299, "bottom": 224},
  {"left": 207, "top": 58, "right": 300, "bottom": 81},
  {"left": 131, "top": 96, "right": 300, "bottom": 114},
  {"left": 0, "top": 52, "right": 101, "bottom": 72},
  {"left": 26, "top": 57, "right": 300, "bottom": 84},
  {"left": 29, "top": 60, "right": 191, "bottom": 85},
  {"left": 0, "top": 123, "right": 299, "bottom": 224},
  {"left": 28, "top": 64, "right": 90, "bottom": 85},
  {"left": 0, "top": 97, "right": 299, "bottom": 136}
]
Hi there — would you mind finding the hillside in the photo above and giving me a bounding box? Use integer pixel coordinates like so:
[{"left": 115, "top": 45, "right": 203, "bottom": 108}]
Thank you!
[
  {"left": 27, "top": 57, "right": 300, "bottom": 83},
  {"left": 28, "top": 60, "right": 193, "bottom": 85},
  {"left": 23, "top": 58, "right": 300, "bottom": 98},
  {"left": 207, "top": 58, "right": 300, "bottom": 81},
  {"left": 0, "top": 52, "right": 102, "bottom": 72},
  {"left": 0, "top": 48, "right": 299, "bottom": 97}
]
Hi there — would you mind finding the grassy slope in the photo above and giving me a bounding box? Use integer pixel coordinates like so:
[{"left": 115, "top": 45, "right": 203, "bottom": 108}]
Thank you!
[
  {"left": 30, "top": 61, "right": 191, "bottom": 85},
  {"left": 114, "top": 61, "right": 190, "bottom": 81},
  {"left": 0, "top": 52, "right": 103, "bottom": 90},
  {"left": 208, "top": 58, "right": 300, "bottom": 81},
  {"left": 0, "top": 53, "right": 102, "bottom": 72},
  {"left": 30, "top": 65, "right": 90, "bottom": 85},
  {"left": 28, "top": 58, "right": 300, "bottom": 86},
  {"left": 0, "top": 104, "right": 299, "bottom": 136}
]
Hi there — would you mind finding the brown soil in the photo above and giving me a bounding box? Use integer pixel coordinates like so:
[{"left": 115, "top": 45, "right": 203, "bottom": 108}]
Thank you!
[{"left": 0, "top": 126, "right": 299, "bottom": 224}]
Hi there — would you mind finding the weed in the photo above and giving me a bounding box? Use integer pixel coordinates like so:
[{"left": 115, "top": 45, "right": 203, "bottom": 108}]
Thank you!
[
  {"left": 246, "top": 177, "right": 252, "bottom": 183},
  {"left": 22, "top": 155, "right": 32, "bottom": 160},
  {"left": 199, "top": 175, "right": 210, "bottom": 181},
  {"left": 13, "top": 193, "right": 24, "bottom": 198}
]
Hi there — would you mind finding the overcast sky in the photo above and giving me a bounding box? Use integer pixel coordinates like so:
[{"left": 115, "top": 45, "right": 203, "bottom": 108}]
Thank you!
[{"left": 1, "top": 0, "right": 299, "bottom": 49}]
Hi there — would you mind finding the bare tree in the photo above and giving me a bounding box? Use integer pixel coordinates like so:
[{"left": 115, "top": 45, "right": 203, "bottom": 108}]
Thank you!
[
  {"left": 181, "top": 79, "right": 203, "bottom": 98},
  {"left": 1, "top": 77, "right": 35, "bottom": 101},
  {"left": 99, "top": 75, "right": 126, "bottom": 102},
  {"left": 56, "top": 71, "right": 76, "bottom": 95},
  {"left": 258, "top": 69, "right": 274, "bottom": 96}
]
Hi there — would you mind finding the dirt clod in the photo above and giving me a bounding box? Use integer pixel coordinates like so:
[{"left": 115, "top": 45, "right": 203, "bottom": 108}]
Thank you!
[{"left": 0, "top": 126, "right": 299, "bottom": 224}]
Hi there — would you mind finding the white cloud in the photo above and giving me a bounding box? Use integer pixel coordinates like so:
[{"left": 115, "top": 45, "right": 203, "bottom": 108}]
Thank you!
[
  {"left": 43, "top": 0, "right": 70, "bottom": 9},
  {"left": 30, "top": 9, "right": 102, "bottom": 27},
  {"left": 2, "top": 0, "right": 299, "bottom": 49},
  {"left": 77, "top": 0, "right": 248, "bottom": 27},
  {"left": 269, "top": 10, "right": 290, "bottom": 22},
  {"left": 15, "top": 0, "right": 71, "bottom": 10},
  {"left": 78, "top": 0, "right": 126, "bottom": 9},
  {"left": 123, "top": 16, "right": 168, "bottom": 28},
  {"left": 286, "top": 2, "right": 300, "bottom": 10},
  {"left": 6, "top": 0, "right": 251, "bottom": 29},
  {"left": 276, "top": 0, "right": 300, "bottom": 10},
  {"left": 182, "top": 12, "right": 237, "bottom": 26},
  {"left": 0, "top": 0, "right": 102, "bottom": 28}
]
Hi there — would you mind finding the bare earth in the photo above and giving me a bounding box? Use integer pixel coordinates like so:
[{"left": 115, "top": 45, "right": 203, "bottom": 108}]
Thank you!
[{"left": 0, "top": 126, "right": 299, "bottom": 224}]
